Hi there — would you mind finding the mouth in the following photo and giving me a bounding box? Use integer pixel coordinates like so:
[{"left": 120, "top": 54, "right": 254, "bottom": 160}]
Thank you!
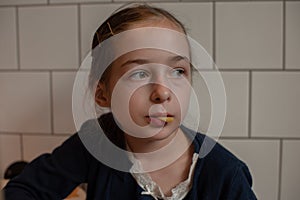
[
  {"left": 145, "top": 114, "right": 174, "bottom": 127},
  {"left": 156, "top": 116, "right": 174, "bottom": 122}
]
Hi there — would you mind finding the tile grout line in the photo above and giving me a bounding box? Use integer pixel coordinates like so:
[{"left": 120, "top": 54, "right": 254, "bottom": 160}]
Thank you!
[
  {"left": 219, "top": 69, "right": 300, "bottom": 72},
  {"left": 0, "top": 69, "right": 80, "bottom": 72},
  {"left": 15, "top": 6, "right": 21, "bottom": 71},
  {"left": 248, "top": 71, "right": 252, "bottom": 138},
  {"left": 0, "top": 4, "right": 45, "bottom": 8},
  {"left": 20, "top": 133, "right": 24, "bottom": 160},
  {"left": 277, "top": 138, "right": 283, "bottom": 200},
  {"left": 282, "top": 0, "right": 286, "bottom": 70},
  {"left": 0, "top": 0, "right": 286, "bottom": 8},
  {"left": 49, "top": 71, "right": 54, "bottom": 135},
  {"left": 0, "top": 2, "right": 111, "bottom": 8},
  {"left": 0, "top": 132, "right": 72, "bottom": 137},
  {"left": 212, "top": 1, "right": 216, "bottom": 70},
  {"left": 2, "top": 68, "right": 300, "bottom": 73},
  {"left": 219, "top": 137, "right": 300, "bottom": 140},
  {"left": 77, "top": 4, "right": 82, "bottom": 67}
]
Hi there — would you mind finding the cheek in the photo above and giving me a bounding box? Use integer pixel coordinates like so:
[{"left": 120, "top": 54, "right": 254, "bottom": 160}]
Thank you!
[
  {"left": 129, "top": 87, "right": 148, "bottom": 112},
  {"left": 173, "top": 84, "right": 191, "bottom": 118},
  {"left": 128, "top": 88, "right": 150, "bottom": 126}
]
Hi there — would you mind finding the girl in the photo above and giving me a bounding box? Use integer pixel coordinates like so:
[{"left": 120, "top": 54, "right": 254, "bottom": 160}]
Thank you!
[{"left": 3, "top": 3, "right": 257, "bottom": 200}]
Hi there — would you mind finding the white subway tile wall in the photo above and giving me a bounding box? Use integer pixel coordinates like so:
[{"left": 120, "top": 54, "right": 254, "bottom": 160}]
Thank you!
[
  {"left": 0, "top": 1, "right": 299, "bottom": 199},
  {"left": 192, "top": 71, "right": 249, "bottom": 137},
  {"left": 23, "top": 135, "right": 68, "bottom": 161},
  {"left": 153, "top": 2, "right": 213, "bottom": 55},
  {"left": 0, "top": 8, "right": 17, "bottom": 70},
  {"left": 252, "top": 72, "right": 300, "bottom": 138},
  {"left": 281, "top": 140, "right": 300, "bottom": 200},
  {"left": 52, "top": 72, "right": 77, "bottom": 134},
  {"left": 286, "top": 1, "right": 300, "bottom": 69},
  {"left": 50, "top": 0, "right": 109, "bottom": 4},
  {"left": 116, "top": 0, "right": 178, "bottom": 2},
  {"left": 80, "top": 4, "right": 122, "bottom": 60},
  {"left": 0, "top": 135, "right": 21, "bottom": 179},
  {"left": 0, "top": 72, "right": 51, "bottom": 133},
  {"left": 19, "top": 5, "right": 79, "bottom": 69},
  {"left": 0, "top": 0, "right": 46, "bottom": 6},
  {"left": 216, "top": 2, "right": 282, "bottom": 69},
  {"left": 219, "top": 139, "right": 280, "bottom": 200},
  {"left": 218, "top": 72, "right": 249, "bottom": 137}
]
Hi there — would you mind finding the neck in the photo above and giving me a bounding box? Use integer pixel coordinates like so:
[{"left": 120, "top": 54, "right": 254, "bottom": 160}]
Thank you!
[
  {"left": 125, "top": 127, "right": 179, "bottom": 153},
  {"left": 125, "top": 127, "right": 192, "bottom": 172}
]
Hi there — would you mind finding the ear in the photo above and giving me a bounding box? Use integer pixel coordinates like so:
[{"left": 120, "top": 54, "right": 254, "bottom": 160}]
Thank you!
[{"left": 95, "top": 82, "right": 110, "bottom": 107}]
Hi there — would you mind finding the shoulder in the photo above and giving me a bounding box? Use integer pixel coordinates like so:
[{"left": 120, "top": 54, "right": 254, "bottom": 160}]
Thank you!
[
  {"left": 179, "top": 125, "right": 244, "bottom": 169},
  {"left": 193, "top": 132, "right": 248, "bottom": 175},
  {"left": 182, "top": 126, "right": 252, "bottom": 182},
  {"left": 188, "top": 130, "right": 256, "bottom": 199}
]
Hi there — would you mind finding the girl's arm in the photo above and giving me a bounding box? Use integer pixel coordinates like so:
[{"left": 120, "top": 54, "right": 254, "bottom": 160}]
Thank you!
[
  {"left": 3, "top": 133, "right": 90, "bottom": 200},
  {"left": 226, "top": 162, "right": 257, "bottom": 200}
]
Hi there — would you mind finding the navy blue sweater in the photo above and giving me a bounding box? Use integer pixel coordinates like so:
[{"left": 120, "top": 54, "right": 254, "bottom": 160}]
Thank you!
[{"left": 3, "top": 117, "right": 257, "bottom": 200}]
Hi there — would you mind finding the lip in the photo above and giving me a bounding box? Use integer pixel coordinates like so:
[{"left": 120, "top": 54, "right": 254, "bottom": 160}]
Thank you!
[
  {"left": 145, "top": 113, "right": 174, "bottom": 127},
  {"left": 147, "top": 113, "right": 173, "bottom": 118}
]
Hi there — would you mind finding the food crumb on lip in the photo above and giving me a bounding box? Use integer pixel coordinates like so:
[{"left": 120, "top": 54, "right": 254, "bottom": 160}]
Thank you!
[{"left": 157, "top": 117, "right": 174, "bottom": 122}]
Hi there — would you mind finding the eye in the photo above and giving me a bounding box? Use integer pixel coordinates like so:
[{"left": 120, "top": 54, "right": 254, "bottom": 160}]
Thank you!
[
  {"left": 169, "top": 68, "right": 185, "bottom": 78},
  {"left": 128, "top": 70, "right": 150, "bottom": 80}
]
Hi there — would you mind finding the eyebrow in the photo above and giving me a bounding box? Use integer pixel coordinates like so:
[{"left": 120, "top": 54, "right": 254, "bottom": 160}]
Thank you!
[
  {"left": 120, "top": 55, "right": 190, "bottom": 68},
  {"left": 170, "top": 55, "right": 190, "bottom": 62},
  {"left": 120, "top": 59, "right": 149, "bottom": 68}
]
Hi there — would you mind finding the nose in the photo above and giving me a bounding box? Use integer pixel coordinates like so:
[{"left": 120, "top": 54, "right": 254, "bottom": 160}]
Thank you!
[{"left": 150, "top": 84, "right": 171, "bottom": 103}]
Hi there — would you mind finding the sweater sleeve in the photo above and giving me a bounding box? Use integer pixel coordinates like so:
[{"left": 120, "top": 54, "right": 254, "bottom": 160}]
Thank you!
[
  {"left": 3, "top": 133, "right": 90, "bottom": 200},
  {"left": 226, "top": 162, "right": 257, "bottom": 200}
]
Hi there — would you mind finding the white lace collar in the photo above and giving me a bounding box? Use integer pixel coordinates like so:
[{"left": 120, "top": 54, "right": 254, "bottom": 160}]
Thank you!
[{"left": 128, "top": 152, "right": 199, "bottom": 200}]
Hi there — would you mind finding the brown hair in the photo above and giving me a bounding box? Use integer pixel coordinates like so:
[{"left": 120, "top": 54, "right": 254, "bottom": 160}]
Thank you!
[
  {"left": 89, "top": 3, "right": 188, "bottom": 99},
  {"left": 91, "top": 3, "right": 186, "bottom": 49}
]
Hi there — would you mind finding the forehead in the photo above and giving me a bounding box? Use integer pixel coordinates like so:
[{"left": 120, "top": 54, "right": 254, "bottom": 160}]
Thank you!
[
  {"left": 113, "top": 48, "right": 190, "bottom": 67},
  {"left": 92, "top": 26, "right": 190, "bottom": 81},
  {"left": 108, "top": 27, "right": 190, "bottom": 61}
]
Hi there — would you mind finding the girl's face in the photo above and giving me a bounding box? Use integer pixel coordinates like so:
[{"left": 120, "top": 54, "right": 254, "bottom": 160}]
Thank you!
[{"left": 99, "top": 20, "right": 191, "bottom": 141}]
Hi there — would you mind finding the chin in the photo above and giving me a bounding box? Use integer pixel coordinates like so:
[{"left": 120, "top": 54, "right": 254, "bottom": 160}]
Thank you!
[{"left": 148, "top": 126, "right": 179, "bottom": 141}]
